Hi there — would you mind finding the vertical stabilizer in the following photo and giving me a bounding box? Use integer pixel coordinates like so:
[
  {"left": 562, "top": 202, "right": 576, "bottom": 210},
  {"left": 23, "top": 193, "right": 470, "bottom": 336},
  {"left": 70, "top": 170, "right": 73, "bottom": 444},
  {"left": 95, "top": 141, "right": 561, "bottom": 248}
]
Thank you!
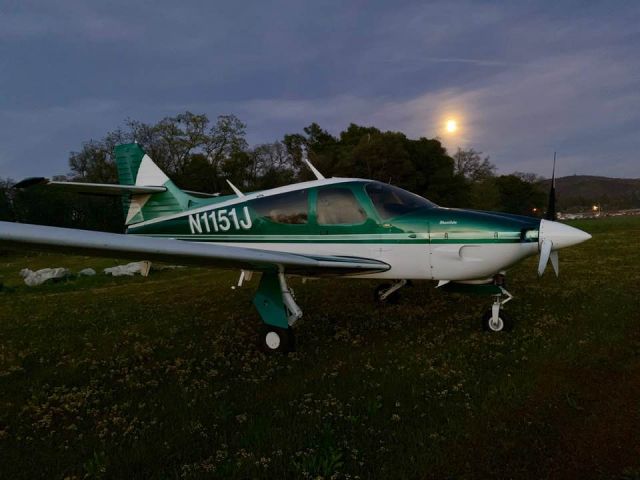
[{"left": 114, "top": 144, "right": 190, "bottom": 225}]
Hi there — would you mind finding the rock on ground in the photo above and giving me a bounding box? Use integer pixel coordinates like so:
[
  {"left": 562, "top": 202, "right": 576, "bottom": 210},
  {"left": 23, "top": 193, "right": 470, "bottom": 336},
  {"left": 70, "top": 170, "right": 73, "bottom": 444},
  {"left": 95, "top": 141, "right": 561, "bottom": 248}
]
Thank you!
[
  {"left": 103, "top": 261, "right": 152, "bottom": 277},
  {"left": 20, "top": 268, "right": 72, "bottom": 286}
]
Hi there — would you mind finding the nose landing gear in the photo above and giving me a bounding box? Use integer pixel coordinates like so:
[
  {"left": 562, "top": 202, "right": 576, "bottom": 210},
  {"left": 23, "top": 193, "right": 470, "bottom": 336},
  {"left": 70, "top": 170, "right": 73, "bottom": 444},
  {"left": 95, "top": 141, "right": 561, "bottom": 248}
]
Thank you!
[
  {"left": 482, "top": 296, "right": 513, "bottom": 332},
  {"left": 438, "top": 273, "right": 515, "bottom": 332},
  {"left": 374, "top": 279, "right": 408, "bottom": 304},
  {"left": 481, "top": 274, "right": 514, "bottom": 332}
]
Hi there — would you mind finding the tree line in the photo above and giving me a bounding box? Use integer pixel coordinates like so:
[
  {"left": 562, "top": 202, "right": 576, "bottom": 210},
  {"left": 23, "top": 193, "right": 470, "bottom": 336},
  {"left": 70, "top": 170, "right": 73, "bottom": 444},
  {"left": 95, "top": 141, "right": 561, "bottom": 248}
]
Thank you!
[{"left": 0, "top": 112, "right": 546, "bottom": 232}]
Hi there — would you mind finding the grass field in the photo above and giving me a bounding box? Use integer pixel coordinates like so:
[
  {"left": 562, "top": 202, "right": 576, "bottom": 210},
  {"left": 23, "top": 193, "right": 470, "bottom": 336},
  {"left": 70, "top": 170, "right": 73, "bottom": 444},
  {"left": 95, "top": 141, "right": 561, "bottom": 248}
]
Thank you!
[{"left": 1, "top": 216, "right": 639, "bottom": 479}]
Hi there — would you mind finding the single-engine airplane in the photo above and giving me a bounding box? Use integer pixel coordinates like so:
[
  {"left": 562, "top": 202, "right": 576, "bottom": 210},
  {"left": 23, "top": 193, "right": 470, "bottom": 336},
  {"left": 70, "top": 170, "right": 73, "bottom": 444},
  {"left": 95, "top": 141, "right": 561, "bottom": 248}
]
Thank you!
[{"left": 0, "top": 144, "right": 591, "bottom": 352}]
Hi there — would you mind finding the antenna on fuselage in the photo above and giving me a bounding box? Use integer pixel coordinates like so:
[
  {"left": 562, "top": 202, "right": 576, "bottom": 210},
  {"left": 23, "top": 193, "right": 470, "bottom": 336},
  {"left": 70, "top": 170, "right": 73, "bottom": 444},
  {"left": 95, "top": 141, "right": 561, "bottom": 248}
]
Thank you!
[
  {"left": 302, "top": 146, "right": 325, "bottom": 180},
  {"left": 226, "top": 179, "right": 245, "bottom": 197},
  {"left": 545, "top": 152, "right": 557, "bottom": 221}
]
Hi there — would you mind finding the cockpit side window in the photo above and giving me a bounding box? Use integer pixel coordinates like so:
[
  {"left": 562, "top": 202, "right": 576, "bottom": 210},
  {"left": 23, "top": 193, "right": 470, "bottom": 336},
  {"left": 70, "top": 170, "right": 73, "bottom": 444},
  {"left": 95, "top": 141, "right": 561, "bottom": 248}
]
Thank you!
[
  {"left": 365, "top": 182, "right": 436, "bottom": 220},
  {"left": 250, "top": 190, "right": 308, "bottom": 224},
  {"left": 317, "top": 187, "right": 367, "bottom": 225}
]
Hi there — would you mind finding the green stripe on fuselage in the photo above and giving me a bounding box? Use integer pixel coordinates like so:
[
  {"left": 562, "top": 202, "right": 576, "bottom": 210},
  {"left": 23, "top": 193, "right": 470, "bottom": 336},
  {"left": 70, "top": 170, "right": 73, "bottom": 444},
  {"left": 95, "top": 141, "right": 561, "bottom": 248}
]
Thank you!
[{"left": 135, "top": 234, "right": 523, "bottom": 244}]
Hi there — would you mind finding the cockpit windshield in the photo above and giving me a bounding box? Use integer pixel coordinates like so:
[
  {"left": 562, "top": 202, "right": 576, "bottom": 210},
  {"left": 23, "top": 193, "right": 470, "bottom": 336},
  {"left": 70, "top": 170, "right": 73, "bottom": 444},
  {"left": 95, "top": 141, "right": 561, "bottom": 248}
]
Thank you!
[{"left": 365, "top": 182, "right": 437, "bottom": 220}]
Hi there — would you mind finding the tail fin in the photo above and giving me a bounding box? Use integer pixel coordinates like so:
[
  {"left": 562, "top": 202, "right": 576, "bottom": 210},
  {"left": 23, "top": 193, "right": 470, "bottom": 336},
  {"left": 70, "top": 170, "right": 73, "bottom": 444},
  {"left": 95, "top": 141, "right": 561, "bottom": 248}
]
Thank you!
[{"left": 114, "top": 144, "right": 191, "bottom": 225}]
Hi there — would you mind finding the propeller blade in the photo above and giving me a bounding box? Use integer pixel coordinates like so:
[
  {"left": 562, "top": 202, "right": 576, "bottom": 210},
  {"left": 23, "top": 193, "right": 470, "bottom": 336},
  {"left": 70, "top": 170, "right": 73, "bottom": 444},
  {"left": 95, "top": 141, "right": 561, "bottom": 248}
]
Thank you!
[
  {"left": 550, "top": 251, "right": 559, "bottom": 276},
  {"left": 538, "top": 238, "right": 553, "bottom": 276}
]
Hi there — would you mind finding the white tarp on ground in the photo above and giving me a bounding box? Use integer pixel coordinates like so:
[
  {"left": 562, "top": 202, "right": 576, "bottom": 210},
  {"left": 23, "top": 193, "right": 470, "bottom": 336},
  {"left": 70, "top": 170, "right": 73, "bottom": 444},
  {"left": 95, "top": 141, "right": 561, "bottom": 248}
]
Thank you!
[
  {"left": 20, "top": 267, "right": 71, "bottom": 286},
  {"left": 103, "top": 261, "right": 151, "bottom": 277}
]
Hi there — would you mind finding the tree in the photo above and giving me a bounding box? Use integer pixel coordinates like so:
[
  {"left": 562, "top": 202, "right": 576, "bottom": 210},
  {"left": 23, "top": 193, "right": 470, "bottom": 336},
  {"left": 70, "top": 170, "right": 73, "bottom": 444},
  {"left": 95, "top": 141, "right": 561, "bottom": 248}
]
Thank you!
[
  {"left": 153, "top": 112, "right": 209, "bottom": 174},
  {"left": 69, "top": 141, "right": 119, "bottom": 183},
  {"left": 203, "top": 115, "right": 249, "bottom": 190},
  {"left": 341, "top": 131, "right": 416, "bottom": 187},
  {"left": 247, "top": 142, "right": 297, "bottom": 190},
  {"left": 468, "top": 178, "right": 501, "bottom": 211},
  {"left": 406, "top": 137, "right": 465, "bottom": 206},
  {"left": 0, "top": 178, "right": 15, "bottom": 221},
  {"left": 453, "top": 148, "right": 495, "bottom": 182},
  {"left": 513, "top": 171, "right": 545, "bottom": 184},
  {"left": 494, "top": 175, "right": 546, "bottom": 216},
  {"left": 284, "top": 123, "right": 464, "bottom": 206},
  {"left": 9, "top": 112, "right": 554, "bottom": 230}
]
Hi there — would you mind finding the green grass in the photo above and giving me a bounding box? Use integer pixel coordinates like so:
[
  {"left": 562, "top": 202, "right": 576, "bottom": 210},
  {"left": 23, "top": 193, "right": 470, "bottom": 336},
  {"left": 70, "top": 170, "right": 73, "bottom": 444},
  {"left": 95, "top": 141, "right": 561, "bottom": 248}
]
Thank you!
[{"left": 1, "top": 216, "right": 639, "bottom": 479}]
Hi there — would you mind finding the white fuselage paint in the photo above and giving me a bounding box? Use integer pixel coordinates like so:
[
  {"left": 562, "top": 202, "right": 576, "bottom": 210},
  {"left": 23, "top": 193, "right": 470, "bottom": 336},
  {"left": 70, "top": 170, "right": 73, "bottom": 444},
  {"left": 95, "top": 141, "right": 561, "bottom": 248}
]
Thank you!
[{"left": 204, "top": 241, "right": 539, "bottom": 280}]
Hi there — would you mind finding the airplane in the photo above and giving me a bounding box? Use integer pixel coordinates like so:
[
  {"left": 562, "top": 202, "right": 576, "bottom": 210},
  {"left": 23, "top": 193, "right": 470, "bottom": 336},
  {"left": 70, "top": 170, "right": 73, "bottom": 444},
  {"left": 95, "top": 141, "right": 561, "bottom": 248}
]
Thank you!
[{"left": 0, "top": 143, "right": 591, "bottom": 352}]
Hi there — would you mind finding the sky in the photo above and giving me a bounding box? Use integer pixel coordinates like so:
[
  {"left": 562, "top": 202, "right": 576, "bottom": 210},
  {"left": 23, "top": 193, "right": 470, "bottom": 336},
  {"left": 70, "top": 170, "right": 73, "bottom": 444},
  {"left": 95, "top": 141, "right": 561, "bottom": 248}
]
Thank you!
[{"left": 1, "top": 0, "right": 639, "bottom": 179}]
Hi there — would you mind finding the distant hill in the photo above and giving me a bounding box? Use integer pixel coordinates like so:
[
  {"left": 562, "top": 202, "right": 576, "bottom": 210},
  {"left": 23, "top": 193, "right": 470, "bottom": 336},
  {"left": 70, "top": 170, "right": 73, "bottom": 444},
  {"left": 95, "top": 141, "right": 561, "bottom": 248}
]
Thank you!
[{"left": 539, "top": 175, "right": 640, "bottom": 211}]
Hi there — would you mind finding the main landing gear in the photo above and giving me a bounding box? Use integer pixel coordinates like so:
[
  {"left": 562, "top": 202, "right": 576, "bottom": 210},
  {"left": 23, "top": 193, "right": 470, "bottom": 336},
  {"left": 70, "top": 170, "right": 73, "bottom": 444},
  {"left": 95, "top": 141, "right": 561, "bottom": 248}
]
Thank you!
[{"left": 253, "top": 271, "right": 301, "bottom": 353}]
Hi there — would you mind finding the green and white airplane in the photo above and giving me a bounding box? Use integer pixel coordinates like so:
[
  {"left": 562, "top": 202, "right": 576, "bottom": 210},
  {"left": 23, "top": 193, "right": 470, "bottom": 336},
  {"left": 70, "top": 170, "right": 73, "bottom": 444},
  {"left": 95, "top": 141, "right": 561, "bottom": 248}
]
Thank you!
[{"left": 0, "top": 144, "right": 591, "bottom": 352}]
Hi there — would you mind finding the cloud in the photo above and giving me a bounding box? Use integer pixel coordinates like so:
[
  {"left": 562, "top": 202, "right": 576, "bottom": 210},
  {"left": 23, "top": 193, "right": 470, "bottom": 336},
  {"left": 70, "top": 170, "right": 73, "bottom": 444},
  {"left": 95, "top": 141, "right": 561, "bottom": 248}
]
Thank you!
[
  {"left": 230, "top": 48, "right": 640, "bottom": 178},
  {"left": 0, "top": 1, "right": 638, "bottom": 179},
  {"left": 0, "top": 3, "right": 139, "bottom": 42},
  {"left": 420, "top": 57, "right": 519, "bottom": 67},
  {"left": 0, "top": 99, "right": 122, "bottom": 177}
]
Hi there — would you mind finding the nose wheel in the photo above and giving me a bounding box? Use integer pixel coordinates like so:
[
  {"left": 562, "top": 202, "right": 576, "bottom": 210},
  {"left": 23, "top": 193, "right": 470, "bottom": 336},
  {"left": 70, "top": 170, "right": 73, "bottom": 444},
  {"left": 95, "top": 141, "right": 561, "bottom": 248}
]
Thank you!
[
  {"left": 482, "top": 287, "right": 514, "bottom": 332},
  {"left": 482, "top": 309, "right": 513, "bottom": 332}
]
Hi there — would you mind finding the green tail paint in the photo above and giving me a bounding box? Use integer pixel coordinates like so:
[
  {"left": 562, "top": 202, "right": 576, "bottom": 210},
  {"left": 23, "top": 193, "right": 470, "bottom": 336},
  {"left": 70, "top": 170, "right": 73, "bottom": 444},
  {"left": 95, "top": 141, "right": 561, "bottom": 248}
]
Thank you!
[{"left": 114, "top": 144, "right": 194, "bottom": 226}]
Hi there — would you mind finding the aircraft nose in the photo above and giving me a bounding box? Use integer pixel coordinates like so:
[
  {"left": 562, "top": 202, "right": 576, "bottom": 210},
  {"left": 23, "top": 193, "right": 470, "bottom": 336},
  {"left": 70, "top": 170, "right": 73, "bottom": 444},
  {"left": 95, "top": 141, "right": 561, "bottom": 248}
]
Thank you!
[{"left": 539, "top": 219, "right": 592, "bottom": 250}]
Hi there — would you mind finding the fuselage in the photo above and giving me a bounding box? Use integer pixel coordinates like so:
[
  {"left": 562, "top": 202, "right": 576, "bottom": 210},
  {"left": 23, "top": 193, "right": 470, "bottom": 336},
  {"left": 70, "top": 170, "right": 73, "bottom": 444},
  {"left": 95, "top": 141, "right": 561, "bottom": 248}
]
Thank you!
[{"left": 127, "top": 178, "right": 548, "bottom": 281}]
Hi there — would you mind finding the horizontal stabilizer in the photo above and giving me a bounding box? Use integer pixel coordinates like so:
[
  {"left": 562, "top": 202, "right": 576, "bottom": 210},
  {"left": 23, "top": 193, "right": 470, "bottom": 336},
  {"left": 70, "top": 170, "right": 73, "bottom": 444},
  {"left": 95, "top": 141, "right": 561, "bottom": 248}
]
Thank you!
[
  {"left": 14, "top": 177, "right": 218, "bottom": 199},
  {"left": 14, "top": 178, "right": 166, "bottom": 196}
]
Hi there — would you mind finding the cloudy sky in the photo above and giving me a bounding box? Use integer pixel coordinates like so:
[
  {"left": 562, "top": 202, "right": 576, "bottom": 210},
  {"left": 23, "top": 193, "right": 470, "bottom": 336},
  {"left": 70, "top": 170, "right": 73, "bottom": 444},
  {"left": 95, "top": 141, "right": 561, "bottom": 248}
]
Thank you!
[{"left": 1, "top": 0, "right": 639, "bottom": 179}]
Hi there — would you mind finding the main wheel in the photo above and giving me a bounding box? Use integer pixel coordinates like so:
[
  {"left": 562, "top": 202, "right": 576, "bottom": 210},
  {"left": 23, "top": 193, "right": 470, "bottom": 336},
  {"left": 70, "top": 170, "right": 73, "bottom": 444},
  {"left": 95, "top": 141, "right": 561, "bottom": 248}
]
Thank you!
[
  {"left": 374, "top": 284, "right": 400, "bottom": 305},
  {"left": 481, "top": 310, "right": 513, "bottom": 332},
  {"left": 259, "top": 325, "right": 295, "bottom": 353}
]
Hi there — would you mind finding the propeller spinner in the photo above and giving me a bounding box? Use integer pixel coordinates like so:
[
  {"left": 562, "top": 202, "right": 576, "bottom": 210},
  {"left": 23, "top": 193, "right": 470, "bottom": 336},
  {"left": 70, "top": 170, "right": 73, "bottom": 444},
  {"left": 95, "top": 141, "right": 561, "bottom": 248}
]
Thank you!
[{"left": 537, "top": 219, "right": 591, "bottom": 276}]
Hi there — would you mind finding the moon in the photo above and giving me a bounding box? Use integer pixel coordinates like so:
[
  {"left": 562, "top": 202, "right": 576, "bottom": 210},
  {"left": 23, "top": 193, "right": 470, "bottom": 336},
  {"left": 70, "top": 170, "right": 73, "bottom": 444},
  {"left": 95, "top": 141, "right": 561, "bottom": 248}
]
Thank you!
[{"left": 446, "top": 119, "right": 458, "bottom": 133}]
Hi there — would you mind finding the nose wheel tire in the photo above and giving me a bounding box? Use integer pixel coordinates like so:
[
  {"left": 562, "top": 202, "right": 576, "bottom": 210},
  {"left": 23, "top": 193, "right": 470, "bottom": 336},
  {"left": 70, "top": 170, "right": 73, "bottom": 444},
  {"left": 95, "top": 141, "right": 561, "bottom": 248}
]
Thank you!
[
  {"left": 259, "top": 325, "right": 295, "bottom": 353},
  {"left": 482, "top": 310, "right": 513, "bottom": 332}
]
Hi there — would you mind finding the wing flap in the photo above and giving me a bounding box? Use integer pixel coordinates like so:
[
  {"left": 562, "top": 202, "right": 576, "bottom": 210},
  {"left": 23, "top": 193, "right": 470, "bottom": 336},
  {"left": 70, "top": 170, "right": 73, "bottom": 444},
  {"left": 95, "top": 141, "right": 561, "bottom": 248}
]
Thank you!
[{"left": 0, "top": 221, "right": 389, "bottom": 276}]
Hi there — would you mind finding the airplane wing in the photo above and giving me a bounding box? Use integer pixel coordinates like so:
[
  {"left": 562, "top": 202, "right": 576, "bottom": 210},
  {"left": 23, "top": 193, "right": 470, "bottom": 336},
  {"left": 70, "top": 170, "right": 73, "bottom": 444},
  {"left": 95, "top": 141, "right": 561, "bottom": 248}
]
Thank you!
[{"left": 0, "top": 221, "right": 389, "bottom": 276}]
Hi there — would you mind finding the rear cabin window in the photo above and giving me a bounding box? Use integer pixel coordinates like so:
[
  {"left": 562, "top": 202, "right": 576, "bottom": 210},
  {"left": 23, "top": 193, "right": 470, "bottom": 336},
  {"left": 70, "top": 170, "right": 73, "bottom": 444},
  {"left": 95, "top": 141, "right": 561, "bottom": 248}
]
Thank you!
[
  {"left": 366, "top": 182, "right": 436, "bottom": 220},
  {"left": 317, "top": 188, "right": 367, "bottom": 225},
  {"left": 250, "top": 190, "right": 308, "bottom": 224}
]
